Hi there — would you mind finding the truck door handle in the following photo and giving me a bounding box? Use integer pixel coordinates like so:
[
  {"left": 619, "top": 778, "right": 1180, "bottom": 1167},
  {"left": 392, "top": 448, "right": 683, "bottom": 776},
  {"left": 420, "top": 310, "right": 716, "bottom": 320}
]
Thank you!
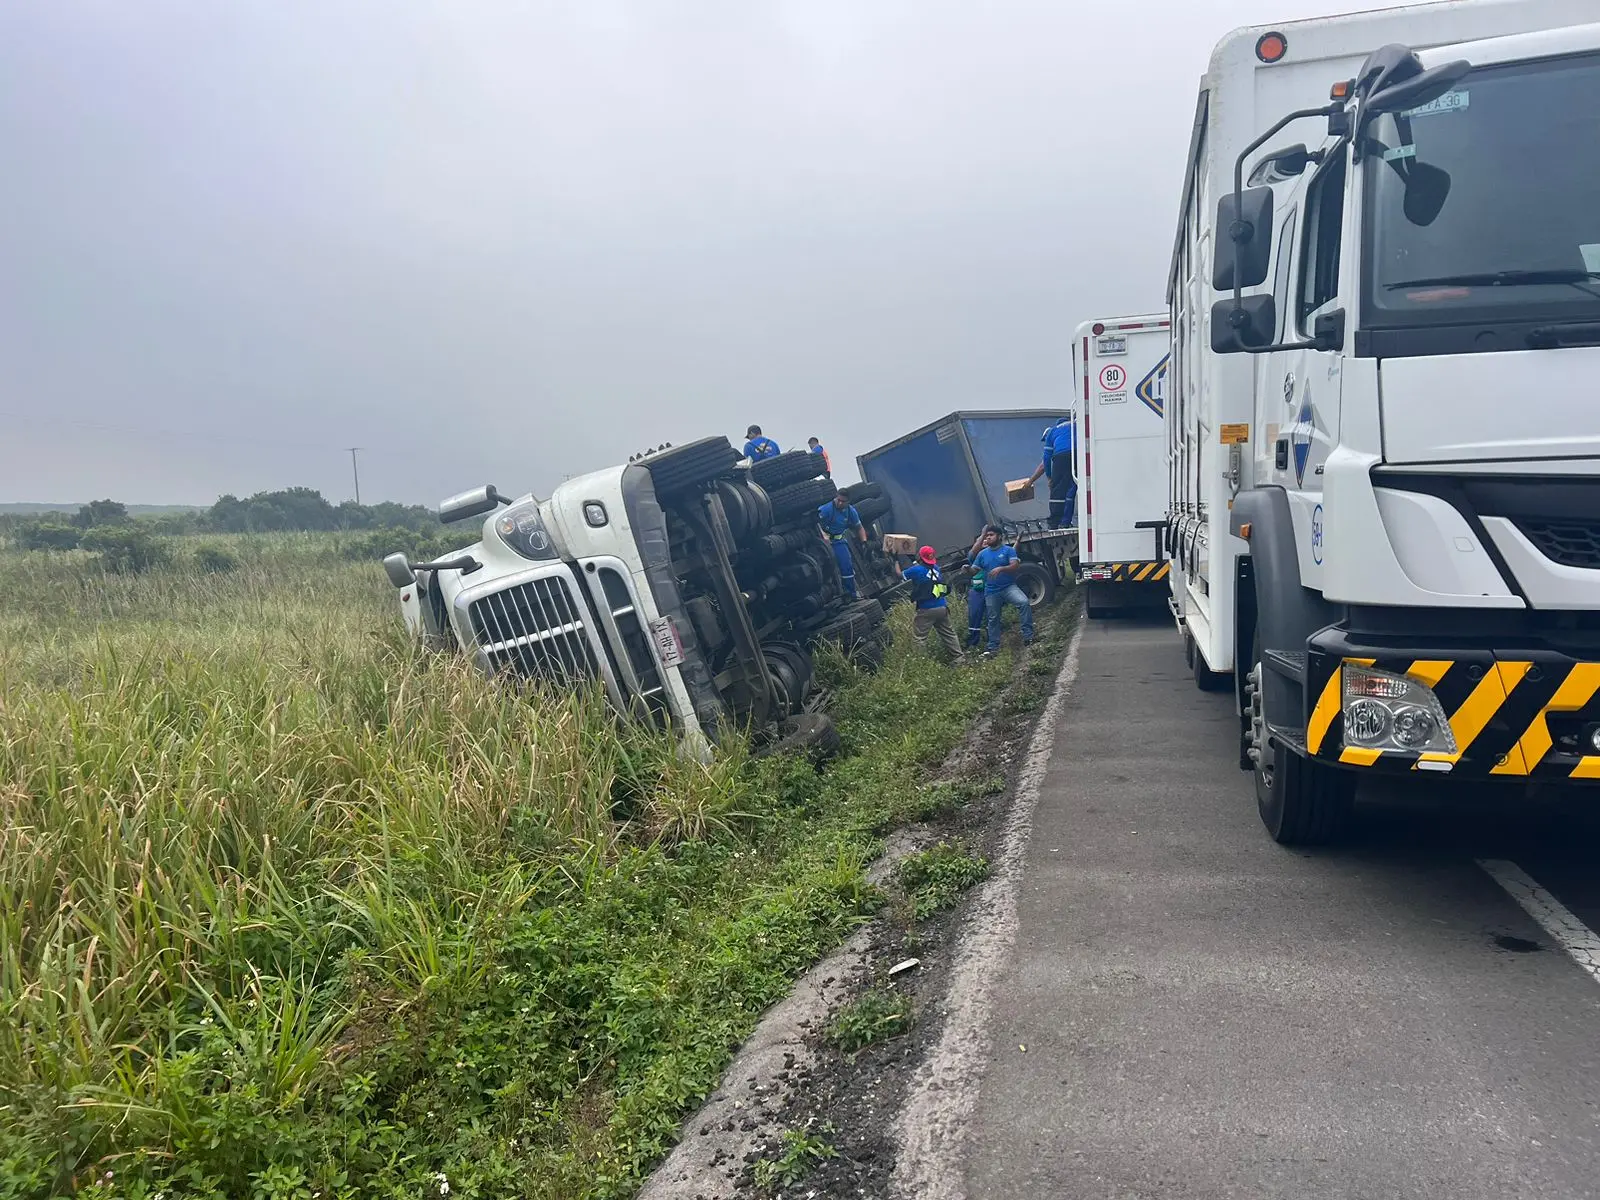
[{"left": 1275, "top": 438, "right": 1289, "bottom": 471}]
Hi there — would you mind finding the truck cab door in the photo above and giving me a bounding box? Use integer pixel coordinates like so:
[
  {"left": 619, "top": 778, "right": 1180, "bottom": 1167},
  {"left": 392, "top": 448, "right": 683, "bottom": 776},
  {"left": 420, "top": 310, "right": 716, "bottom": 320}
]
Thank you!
[{"left": 1260, "top": 147, "right": 1348, "bottom": 588}]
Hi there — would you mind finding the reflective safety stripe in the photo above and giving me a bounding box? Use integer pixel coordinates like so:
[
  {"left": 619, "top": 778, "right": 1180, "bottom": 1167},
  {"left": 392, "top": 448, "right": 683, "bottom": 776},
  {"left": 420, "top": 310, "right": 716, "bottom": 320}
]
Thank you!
[
  {"left": 1081, "top": 561, "right": 1172, "bottom": 583},
  {"left": 1306, "top": 670, "right": 1342, "bottom": 756},
  {"left": 1308, "top": 653, "right": 1600, "bottom": 781},
  {"left": 1500, "top": 663, "right": 1600, "bottom": 776}
]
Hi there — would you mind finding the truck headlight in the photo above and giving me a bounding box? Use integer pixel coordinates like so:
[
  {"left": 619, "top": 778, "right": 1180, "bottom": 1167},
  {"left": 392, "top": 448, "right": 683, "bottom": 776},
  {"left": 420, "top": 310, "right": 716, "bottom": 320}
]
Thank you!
[
  {"left": 495, "top": 501, "right": 558, "bottom": 561},
  {"left": 1341, "top": 664, "right": 1456, "bottom": 755}
]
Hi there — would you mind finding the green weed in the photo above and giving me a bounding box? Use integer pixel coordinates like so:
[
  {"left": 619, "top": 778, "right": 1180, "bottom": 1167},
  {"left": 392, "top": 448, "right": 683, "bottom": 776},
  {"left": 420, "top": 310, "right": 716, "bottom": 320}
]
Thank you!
[
  {"left": 898, "top": 843, "right": 990, "bottom": 920},
  {"left": 827, "top": 988, "right": 914, "bottom": 1054},
  {"left": 751, "top": 1127, "right": 838, "bottom": 1194}
]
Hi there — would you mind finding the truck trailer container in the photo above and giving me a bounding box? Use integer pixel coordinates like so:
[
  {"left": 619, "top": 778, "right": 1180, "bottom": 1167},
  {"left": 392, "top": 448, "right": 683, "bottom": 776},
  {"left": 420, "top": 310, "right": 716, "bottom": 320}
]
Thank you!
[
  {"left": 856, "top": 410, "right": 1078, "bottom": 605},
  {"left": 1072, "top": 314, "right": 1173, "bottom": 617}
]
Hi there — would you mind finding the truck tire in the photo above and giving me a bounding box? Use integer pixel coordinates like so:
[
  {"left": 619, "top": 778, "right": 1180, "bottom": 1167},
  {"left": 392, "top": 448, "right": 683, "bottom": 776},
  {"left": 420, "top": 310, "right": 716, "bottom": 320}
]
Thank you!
[
  {"left": 768, "top": 477, "right": 838, "bottom": 521},
  {"left": 1248, "top": 632, "right": 1354, "bottom": 845},
  {"left": 842, "top": 482, "right": 883, "bottom": 504},
  {"left": 644, "top": 437, "right": 741, "bottom": 498},
  {"left": 1013, "top": 562, "right": 1055, "bottom": 606},
  {"left": 761, "top": 713, "right": 842, "bottom": 761},
  {"left": 751, "top": 450, "right": 827, "bottom": 491},
  {"left": 853, "top": 497, "right": 890, "bottom": 524},
  {"left": 1084, "top": 581, "right": 1111, "bottom": 619}
]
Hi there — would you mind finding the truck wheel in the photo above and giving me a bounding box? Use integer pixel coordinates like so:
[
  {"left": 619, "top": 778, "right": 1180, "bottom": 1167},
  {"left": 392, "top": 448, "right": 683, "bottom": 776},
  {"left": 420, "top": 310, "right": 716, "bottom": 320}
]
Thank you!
[
  {"left": 1013, "top": 562, "right": 1055, "bottom": 607},
  {"left": 1193, "top": 640, "right": 1229, "bottom": 692},
  {"left": 1248, "top": 638, "right": 1354, "bottom": 845},
  {"left": 767, "top": 477, "right": 838, "bottom": 521},
  {"left": 751, "top": 450, "right": 826, "bottom": 490},
  {"left": 642, "top": 437, "right": 742, "bottom": 497},
  {"left": 761, "top": 713, "right": 842, "bottom": 761},
  {"left": 853, "top": 497, "right": 890, "bottom": 524},
  {"left": 1084, "top": 582, "right": 1110, "bottom": 619},
  {"left": 842, "top": 482, "right": 883, "bottom": 503}
]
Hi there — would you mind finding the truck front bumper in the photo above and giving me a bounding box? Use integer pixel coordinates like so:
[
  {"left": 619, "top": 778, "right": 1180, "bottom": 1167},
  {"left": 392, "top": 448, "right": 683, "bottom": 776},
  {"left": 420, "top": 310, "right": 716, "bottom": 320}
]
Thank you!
[{"left": 1304, "top": 629, "right": 1600, "bottom": 782}]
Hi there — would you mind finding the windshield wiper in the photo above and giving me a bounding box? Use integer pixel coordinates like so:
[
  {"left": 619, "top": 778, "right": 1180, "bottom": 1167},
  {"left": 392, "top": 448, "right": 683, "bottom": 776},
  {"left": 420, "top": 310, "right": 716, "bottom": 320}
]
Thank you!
[
  {"left": 1527, "top": 321, "right": 1600, "bottom": 350},
  {"left": 1386, "top": 269, "right": 1600, "bottom": 289}
]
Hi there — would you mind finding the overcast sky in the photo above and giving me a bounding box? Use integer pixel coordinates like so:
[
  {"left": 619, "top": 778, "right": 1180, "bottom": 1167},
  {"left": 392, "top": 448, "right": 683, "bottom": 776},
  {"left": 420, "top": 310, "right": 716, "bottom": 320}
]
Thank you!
[{"left": 0, "top": 0, "right": 1378, "bottom": 506}]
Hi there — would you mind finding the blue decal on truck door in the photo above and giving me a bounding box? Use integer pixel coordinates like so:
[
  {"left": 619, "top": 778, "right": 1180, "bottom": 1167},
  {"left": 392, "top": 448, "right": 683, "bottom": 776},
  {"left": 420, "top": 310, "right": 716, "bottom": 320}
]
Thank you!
[
  {"left": 1134, "top": 353, "right": 1170, "bottom": 417},
  {"left": 1290, "top": 386, "right": 1315, "bottom": 486}
]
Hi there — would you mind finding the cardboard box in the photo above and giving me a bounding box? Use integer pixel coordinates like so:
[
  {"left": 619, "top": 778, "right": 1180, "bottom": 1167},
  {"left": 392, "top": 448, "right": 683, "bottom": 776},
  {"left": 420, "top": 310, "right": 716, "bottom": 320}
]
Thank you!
[
  {"left": 1005, "top": 478, "right": 1036, "bottom": 504},
  {"left": 881, "top": 533, "right": 918, "bottom": 556}
]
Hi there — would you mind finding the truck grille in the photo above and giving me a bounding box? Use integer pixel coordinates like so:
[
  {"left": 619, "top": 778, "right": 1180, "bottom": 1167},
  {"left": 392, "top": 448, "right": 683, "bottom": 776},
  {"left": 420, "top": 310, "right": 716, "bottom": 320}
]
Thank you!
[
  {"left": 1516, "top": 518, "right": 1600, "bottom": 571},
  {"left": 468, "top": 577, "right": 599, "bottom": 683}
]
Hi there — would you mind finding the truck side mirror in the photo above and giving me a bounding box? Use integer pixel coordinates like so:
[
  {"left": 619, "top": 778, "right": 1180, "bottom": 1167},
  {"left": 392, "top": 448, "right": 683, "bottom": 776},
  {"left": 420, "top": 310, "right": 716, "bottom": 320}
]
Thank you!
[
  {"left": 1248, "top": 143, "right": 1312, "bottom": 186},
  {"left": 1211, "top": 187, "right": 1275, "bottom": 291},
  {"left": 383, "top": 552, "right": 417, "bottom": 588},
  {"left": 1364, "top": 58, "right": 1470, "bottom": 116},
  {"left": 1209, "top": 294, "right": 1278, "bottom": 355},
  {"left": 439, "top": 484, "right": 507, "bottom": 524},
  {"left": 1402, "top": 161, "right": 1451, "bottom": 227}
]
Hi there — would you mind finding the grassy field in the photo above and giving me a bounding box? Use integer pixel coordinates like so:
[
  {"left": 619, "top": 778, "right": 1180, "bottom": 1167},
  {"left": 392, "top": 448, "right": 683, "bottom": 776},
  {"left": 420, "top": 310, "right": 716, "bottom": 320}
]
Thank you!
[{"left": 0, "top": 535, "right": 1045, "bottom": 1200}]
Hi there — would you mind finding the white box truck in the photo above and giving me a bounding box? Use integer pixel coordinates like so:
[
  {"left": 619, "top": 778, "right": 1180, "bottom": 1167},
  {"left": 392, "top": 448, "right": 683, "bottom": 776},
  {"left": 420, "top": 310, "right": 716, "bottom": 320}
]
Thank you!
[
  {"left": 1073, "top": 314, "right": 1173, "bottom": 617},
  {"left": 1166, "top": 0, "right": 1600, "bottom": 843}
]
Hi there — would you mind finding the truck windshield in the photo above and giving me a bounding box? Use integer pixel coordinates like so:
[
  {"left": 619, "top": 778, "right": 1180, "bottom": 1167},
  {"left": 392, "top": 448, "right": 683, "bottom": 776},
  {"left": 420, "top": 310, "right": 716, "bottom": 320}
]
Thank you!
[{"left": 1362, "top": 50, "right": 1600, "bottom": 331}]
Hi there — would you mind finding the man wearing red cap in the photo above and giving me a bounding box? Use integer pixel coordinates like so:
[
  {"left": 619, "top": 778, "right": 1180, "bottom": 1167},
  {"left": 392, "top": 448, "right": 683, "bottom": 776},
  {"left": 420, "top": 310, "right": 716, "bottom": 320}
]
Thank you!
[{"left": 901, "top": 546, "right": 963, "bottom": 660}]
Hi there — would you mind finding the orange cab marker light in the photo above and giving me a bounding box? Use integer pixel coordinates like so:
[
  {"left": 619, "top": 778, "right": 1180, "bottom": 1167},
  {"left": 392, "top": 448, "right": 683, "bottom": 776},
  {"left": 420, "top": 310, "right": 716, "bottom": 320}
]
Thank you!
[
  {"left": 1330, "top": 79, "right": 1352, "bottom": 100},
  {"left": 1238, "top": 522, "right": 1252, "bottom": 541},
  {"left": 1256, "top": 32, "right": 1287, "bottom": 63}
]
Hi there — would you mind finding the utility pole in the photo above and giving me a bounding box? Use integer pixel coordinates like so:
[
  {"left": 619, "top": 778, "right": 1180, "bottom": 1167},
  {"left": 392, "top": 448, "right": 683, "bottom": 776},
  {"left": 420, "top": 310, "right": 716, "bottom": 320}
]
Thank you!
[{"left": 346, "top": 447, "right": 363, "bottom": 505}]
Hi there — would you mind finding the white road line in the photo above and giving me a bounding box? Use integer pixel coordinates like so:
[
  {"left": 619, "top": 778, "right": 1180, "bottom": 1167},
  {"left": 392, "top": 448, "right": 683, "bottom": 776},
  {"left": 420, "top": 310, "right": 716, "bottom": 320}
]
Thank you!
[
  {"left": 1477, "top": 858, "right": 1600, "bottom": 984},
  {"left": 890, "top": 621, "right": 1084, "bottom": 1200}
]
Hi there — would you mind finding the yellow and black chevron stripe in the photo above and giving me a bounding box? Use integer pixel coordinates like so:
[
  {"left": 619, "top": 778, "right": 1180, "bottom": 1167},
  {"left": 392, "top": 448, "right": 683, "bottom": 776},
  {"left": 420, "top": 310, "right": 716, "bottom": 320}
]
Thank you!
[
  {"left": 1084, "top": 561, "right": 1171, "bottom": 584},
  {"left": 1305, "top": 653, "right": 1600, "bottom": 781}
]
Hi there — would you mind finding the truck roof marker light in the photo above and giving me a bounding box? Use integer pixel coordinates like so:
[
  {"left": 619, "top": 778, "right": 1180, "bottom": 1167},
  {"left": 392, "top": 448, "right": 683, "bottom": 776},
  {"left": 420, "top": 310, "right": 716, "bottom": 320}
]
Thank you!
[
  {"left": 1092, "top": 322, "right": 1105, "bottom": 335},
  {"left": 1238, "top": 522, "right": 1251, "bottom": 541},
  {"left": 1330, "top": 79, "right": 1352, "bottom": 101},
  {"left": 1256, "top": 32, "right": 1287, "bottom": 63}
]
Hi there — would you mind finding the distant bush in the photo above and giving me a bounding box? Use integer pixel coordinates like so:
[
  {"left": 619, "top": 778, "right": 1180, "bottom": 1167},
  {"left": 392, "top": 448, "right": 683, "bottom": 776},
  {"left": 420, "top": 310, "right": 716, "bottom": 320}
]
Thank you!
[
  {"left": 16, "top": 521, "right": 81, "bottom": 551},
  {"left": 79, "top": 525, "right": 173, "bottom": 574},
  {"left": 340, "top": 529, "right": 461, "bottom": 564},
  {"left": 192, "top": 546, "right": 239, "bottom": 575},
  {"left": 72, "top": 499, "right": 129, "bottom": 529}
]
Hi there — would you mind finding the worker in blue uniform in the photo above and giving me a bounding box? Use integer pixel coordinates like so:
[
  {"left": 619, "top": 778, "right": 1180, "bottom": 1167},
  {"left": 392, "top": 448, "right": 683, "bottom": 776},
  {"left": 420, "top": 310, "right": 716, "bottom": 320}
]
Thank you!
[
  {"left": 901, "top": 546, "right": 963, "bottom": 659},
  {"left": 807, "top": 436, "right": 831, "bottom": 473},
  {"left": 744, "top": 425, "right": 781, "bottom": 461},
  {"left": 817, "top": 490, "right": 867, "bottom": 598},
  {"left": 1026, "top": 416, "right": 1077, "bottom": 529}
]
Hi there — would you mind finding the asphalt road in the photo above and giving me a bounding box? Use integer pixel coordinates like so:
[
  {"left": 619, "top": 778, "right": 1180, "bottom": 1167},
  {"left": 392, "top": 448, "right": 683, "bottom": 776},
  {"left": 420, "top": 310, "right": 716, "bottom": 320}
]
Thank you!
[{"left": 965, "top": 616, "right": 1600, "bottom": 1199}]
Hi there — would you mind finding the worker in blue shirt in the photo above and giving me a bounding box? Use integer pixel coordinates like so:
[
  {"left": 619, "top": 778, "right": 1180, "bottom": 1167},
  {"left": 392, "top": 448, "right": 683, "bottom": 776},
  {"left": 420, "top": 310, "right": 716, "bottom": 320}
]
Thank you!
[
  {"left": 972, "top": 524, "right": 1035, "bottom": 656},
  {"left": 817, "top": 490, "right": 867, "bottom": 598},
  {"left": 807, "top": 436, "right": 832, "bottom": 474},
  {"left": 1026, "top": 416, "right": 1077, "bottom": 529},
  {"left": 901, "top": 546, "right": 963, "bottom": 660},
  {"left": 744, "top": 425, "right": 781, "bottom": 461}
]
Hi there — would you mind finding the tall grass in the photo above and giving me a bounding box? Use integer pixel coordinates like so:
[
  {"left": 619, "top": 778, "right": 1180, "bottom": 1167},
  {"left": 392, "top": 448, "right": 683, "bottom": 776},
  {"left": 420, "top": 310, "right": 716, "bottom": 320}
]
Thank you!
[{"left": 0, "top": 539, "right": 1033, "bottom": 1199}]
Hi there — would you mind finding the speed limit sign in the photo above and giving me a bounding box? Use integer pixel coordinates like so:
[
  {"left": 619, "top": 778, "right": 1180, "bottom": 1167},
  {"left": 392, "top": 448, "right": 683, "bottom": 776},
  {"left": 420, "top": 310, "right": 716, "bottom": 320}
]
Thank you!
[{"left": 1099, "top": 363, "right": 1127, "bottom": 392}]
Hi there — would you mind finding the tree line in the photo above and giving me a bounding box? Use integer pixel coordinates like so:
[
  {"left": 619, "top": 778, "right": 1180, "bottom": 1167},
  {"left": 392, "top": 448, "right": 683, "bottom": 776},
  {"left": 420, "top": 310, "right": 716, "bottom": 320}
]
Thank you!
[{"left": 5, "top": 488, "right": 440, "bottom": 551}]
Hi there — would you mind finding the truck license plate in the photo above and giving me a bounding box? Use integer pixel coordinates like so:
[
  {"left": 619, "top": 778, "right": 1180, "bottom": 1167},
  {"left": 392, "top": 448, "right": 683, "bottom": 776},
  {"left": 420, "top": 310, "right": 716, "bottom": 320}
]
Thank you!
[
  {"left": 649, "top": 616, "right": 686, "bottom": 667},
  {"left": 1096, "top": 335, "right": 1128, "bottom": 355}
]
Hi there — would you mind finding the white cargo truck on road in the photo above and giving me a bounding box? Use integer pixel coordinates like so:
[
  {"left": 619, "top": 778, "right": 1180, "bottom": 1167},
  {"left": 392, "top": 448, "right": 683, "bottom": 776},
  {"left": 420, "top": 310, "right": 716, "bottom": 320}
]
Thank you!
[
  {"left": 1072, "top": 314, "right": 1173, "bottom": 617},
  {"left": 1166, "top": 0, "right": 1600, "bottom": 843}
]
